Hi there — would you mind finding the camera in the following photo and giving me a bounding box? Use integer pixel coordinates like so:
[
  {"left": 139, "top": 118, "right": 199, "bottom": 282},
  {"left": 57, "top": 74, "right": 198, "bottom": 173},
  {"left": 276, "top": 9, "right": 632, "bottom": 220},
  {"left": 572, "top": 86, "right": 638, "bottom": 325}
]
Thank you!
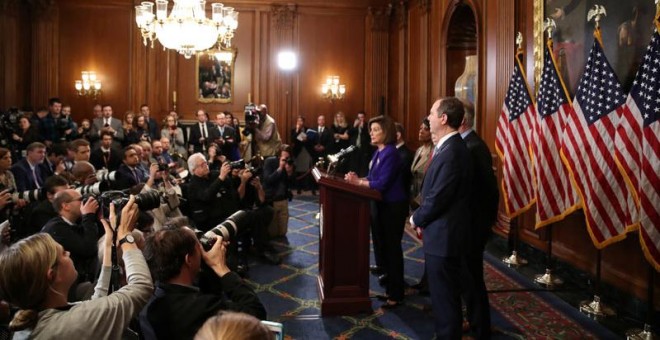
[
  {"left": 198, "top": 210, "right": 249, "bottom": 250},
  {"left": 75, "top": 181, "right": 110, "bottom": 196},
  {"left": 0, "top": 186, "right": 46, "bottom": 205},
  {"left": 110, "top": 190, "right": 162, "bottom": 212},
  {"left": 96, "top": 169, "right": 119, "bottom": 183},
  {"left": 157, "top": 163, "right": 169, "bottom": 172},
  {"left": 228, "top": 159, "right": 246, "bottom": 170},
  {"left": 284, "top": 157, "right": 294, "bottom": 166}
]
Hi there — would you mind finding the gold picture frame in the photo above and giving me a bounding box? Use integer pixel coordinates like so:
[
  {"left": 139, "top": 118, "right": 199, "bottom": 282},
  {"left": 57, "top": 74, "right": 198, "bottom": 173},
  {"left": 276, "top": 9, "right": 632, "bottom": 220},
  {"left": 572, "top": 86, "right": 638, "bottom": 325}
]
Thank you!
[{"left": 196, "top": 48, "right": 238, "bottom": 103}]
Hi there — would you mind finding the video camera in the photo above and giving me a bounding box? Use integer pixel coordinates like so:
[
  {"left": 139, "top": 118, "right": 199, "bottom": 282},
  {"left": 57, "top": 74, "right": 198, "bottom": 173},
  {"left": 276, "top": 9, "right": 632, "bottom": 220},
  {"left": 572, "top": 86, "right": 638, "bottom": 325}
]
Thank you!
[
  {"left": 242, "top": 104, "right": 259, "bottom": 137},
  {"left": 228, "top": 157, "right": 263, "bottom": 177},
  {"left": 80, "top": 189, "right": 163, "bottom": 219}
]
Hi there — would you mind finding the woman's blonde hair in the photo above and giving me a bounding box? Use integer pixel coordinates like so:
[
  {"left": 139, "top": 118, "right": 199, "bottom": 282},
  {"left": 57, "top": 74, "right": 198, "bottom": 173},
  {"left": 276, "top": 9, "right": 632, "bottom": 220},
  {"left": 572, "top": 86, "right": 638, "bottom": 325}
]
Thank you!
[
  {"left": 0, "top": 233, "right": 59, "bottom": 331},
  {"left": 195, "top": 312, "right": 271, "bottom": 340},
  {"left": 334, "top": 111, "right": 347, "bottom": 128}
]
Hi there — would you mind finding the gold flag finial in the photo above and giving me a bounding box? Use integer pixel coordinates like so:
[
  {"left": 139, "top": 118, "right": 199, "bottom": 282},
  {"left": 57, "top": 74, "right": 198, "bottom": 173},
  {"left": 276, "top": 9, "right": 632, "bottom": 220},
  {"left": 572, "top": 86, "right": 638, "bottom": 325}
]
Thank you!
[
  {"left": 516, "top": 32, "right": 523, "bottom": 50},
  {"left": 587, "top": 4, "right": 607, "bottom": 29},
  {"left": 544, "top": 18, "right": 556, "bottom": 40}
]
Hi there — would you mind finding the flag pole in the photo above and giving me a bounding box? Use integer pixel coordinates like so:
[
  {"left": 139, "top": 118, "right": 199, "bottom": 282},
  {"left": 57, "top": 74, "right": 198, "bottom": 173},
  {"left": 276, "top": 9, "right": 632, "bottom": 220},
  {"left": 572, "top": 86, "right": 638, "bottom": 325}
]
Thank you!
[
  {"left": 502, "top": 32, "right": 528, "bottom": 268},
  {"left": 625, "top": 264, "right": 657, "bottom": 339},
  {"left": 579, "top": 248, "right": 616, "bottom": 318},
  {"left": 534, "top": 223, "right": 563, "bottom": 287}
]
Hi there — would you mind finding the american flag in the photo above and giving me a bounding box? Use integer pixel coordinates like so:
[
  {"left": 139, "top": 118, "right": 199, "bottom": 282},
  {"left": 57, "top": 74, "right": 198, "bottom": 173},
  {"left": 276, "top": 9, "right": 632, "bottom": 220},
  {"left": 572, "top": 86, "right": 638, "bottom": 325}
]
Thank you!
[
  {"left": 615, "top": 28, "right": 660, "bottom": 270},
  {"left": 560, "top": 31, "right": 636, "bottom": 248},
  {"left": 532, "top": 44, "right": 580, "bottom": 229},
  {"left": 495, "top": 52, "right": 536, "bottom": 218}
]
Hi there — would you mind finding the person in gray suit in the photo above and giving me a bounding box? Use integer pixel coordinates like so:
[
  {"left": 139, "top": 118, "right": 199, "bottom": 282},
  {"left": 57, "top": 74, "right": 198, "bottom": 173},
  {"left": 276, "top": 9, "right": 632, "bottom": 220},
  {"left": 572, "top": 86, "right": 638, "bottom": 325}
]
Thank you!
[{"left": 89, "top": 104, "right": 124, "bottom": 148}]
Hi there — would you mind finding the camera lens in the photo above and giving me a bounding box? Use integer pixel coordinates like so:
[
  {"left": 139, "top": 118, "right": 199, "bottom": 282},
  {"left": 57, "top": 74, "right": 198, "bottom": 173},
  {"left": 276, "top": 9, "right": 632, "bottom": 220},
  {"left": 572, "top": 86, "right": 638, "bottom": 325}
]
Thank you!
[{"left": 199, "top": 210, "right": 248, "bottom": 250}]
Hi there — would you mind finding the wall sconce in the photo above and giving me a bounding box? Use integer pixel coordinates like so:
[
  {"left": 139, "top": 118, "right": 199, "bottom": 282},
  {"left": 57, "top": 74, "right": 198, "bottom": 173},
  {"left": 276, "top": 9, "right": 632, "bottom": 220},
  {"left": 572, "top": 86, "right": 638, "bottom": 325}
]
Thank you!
[
  {"left": 321, "top": 76, "right": 345, "bottom": 101},
  {"left": 74, "top": 71, "right": 102, "bottom": 98}
]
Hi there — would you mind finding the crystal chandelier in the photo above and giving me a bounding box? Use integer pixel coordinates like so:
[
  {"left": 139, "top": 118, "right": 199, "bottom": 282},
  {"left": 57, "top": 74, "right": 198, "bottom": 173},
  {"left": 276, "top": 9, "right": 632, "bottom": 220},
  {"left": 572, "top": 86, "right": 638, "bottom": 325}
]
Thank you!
[
  {"left": 321, "top": 76, "right": 346, "bottom": 101},
  {"left": 74, "top": 71, "right": 102, "bottom": 99},
  {"left": 135, "top": 0, "right": 239, "bottom": 59}
]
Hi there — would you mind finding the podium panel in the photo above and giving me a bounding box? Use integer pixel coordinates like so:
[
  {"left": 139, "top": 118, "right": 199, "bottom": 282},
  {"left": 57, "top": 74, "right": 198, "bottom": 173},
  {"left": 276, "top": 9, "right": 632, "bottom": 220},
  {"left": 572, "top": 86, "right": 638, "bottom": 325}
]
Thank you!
[{"left": 313, "top": 168, "right": 381, "bottom": 316}]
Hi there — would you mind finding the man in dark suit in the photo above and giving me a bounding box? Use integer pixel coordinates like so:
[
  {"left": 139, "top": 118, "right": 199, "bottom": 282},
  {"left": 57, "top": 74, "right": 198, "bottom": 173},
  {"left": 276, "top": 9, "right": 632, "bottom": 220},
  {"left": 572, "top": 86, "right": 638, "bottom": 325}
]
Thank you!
[
  {"left": 189, "top": 110, "right": 215, "bottom": 154},
  {"left": 42, "top": 188, "right": 100, "bottom": 284},
  {"left": 410, "top": 97, "right": 472, "bottom": 339},
  {"left": 89, "top": 104, "right": 124, "bottom": 148},
  {"left": 29, "top": 175, "right": 69, "bottom": 232},
  {"left": 209, "top": 112, "right": 238, "bottom": 160},
  {"left": 459, "top": 101, "right": 499, "bottom": 339},
  {"left": 89, "top": 130, "right": 122, "bottom": 171},
  {"left": 312, "top": 115, "right": 334, "bottom": 161},
  {"left": 115, "top": 146, "right": 147, "bottom": 190},
  {"left": 11, "top": 142, "right": 47, "bottom": 192},
  {"left": 140, "top": 104, "right": 160, "bottom": 140},
  {"left": 348, "top": 111, "right": 373, "bottom": 177},
  {"left": 139, "top": 227, "right": 266, "bottom": 339}
]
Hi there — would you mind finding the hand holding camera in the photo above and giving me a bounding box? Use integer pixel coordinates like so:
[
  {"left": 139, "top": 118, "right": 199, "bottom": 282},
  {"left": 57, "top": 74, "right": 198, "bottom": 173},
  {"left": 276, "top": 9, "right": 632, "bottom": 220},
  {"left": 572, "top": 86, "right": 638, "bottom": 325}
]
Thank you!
[
  {"left": 201, "top": 235, "right": 231, "bottom": 277},
  {"left": 116, "top": 195, "right": 139, "bottom": 246},
  {"left": 240, "top": 169, "right": 253, "bottom": 183},
  {"left": 219, "top": 162, "right": 232, "bottom": 181},
  {"left": 80, "top": 196, "right": 99, "bottom": 215}
]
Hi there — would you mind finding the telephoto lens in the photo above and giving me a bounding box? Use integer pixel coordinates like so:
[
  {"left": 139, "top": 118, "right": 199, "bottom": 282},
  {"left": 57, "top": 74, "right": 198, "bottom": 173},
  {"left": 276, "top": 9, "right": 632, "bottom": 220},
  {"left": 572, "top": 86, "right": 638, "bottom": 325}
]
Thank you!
[{"left": 199, "top": 210, "right": 249, "bottom": 250}]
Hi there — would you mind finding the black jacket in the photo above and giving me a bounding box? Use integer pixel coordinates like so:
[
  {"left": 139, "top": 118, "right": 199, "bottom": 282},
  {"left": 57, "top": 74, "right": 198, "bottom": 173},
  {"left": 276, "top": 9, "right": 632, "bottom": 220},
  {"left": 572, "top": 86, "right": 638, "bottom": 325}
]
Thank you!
[
  {"left": 139, "top": 272, "right": 266, "bottom": 340},
  {"left": 41, "top": 214, "right": 99, "bottom": 282},
  {"left": 187, "top": 173, "right": 238, "bottom": 231}
]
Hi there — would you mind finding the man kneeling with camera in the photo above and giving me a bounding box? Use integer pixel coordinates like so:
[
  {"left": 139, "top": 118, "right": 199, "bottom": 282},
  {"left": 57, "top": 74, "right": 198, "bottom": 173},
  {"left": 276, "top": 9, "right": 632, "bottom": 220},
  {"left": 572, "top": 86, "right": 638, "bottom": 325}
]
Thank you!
[{"left": 139, "top": 227, "right": 266, "bottom": 340}]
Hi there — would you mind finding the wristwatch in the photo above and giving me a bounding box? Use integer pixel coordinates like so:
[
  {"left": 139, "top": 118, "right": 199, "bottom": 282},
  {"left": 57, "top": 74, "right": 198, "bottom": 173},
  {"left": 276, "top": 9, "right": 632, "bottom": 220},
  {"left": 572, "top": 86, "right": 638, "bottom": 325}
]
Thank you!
[{"left": 118, "top": 234, "right": 135, "bottom": 246}]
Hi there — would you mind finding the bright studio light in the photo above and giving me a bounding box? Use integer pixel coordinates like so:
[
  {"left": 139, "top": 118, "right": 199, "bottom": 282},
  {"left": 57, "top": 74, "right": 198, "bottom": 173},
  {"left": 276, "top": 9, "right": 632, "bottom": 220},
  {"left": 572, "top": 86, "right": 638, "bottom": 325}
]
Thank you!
[{"left": 277, "top": 51, "right": 297, "bottom": 71}]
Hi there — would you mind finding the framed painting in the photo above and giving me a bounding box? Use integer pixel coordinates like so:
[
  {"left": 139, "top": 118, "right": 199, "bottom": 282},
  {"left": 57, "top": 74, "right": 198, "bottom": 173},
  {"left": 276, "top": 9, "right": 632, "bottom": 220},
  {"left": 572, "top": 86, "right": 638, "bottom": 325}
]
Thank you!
[
  {"left": 196, "top": 48, "right": 237, "bottom": 103},
  {"left": 535, "top": 0, "right": 656, "bottom": 95}
]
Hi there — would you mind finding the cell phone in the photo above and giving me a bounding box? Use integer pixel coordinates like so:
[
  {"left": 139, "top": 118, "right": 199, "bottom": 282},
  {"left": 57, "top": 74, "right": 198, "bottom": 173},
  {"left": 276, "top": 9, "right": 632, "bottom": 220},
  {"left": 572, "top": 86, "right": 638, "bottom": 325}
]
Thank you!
[{"left": 260, "top": 320, "right": 283, "bottom": 340}]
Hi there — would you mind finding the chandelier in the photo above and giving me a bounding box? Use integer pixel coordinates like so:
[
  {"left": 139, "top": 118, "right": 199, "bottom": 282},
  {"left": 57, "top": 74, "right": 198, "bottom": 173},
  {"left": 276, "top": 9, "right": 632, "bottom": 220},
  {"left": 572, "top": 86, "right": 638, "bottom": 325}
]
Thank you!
[
  {"left": 321, "top": 76, "right": 346, "bottom": 101},
  {"left": 135, "top": 0, "right": 239, "bottom": 59},
  {"left": 74, "top": 71, "right": 102, "bottom": 99}
]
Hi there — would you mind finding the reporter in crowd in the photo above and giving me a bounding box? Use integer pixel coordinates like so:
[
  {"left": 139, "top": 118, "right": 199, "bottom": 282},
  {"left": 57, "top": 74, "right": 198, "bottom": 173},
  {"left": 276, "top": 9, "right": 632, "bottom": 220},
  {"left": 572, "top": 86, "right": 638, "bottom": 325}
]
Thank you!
[
  {"left": 41, "top": 189, "right": 100, "bottom": 287},
  {"left": 262, "top": 145, "right": 295, "bottom": 238},
  {"left": 141, "top": 163, "right": 183, "bottom": 232},
  {"left": 12, "top": 115, "right": 42, "bottom": 156},
  {"left": 253, "top": 104, "right": 282, "bottom": 157},
  {"left": 186, "top": 153, "right": 237, "bottom": 231},
  {"left": 10, "top": 142, "right": 47, "bottom": 192},
  {"left": 0, "top": 197, "right": 153, "bottom": 339},
  {"left": 140, "top": 227, "right": 266, "bottom": 339}
]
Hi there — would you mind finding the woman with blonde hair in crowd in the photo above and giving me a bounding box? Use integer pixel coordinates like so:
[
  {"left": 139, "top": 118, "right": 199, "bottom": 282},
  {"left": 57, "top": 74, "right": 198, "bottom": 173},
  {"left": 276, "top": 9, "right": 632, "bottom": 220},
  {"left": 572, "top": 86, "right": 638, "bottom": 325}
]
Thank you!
[
  {"left": 161, "top": 115, "right": 188, "bottom": 158},
  {"left": 195, "top": 311, "right": 272, "bottom": 340},
  {"left": 0, "top": 197, "right": 153, "bottom": 338},
  {"left": 124, "top": 111, "right": 140, "bottom": 146}
]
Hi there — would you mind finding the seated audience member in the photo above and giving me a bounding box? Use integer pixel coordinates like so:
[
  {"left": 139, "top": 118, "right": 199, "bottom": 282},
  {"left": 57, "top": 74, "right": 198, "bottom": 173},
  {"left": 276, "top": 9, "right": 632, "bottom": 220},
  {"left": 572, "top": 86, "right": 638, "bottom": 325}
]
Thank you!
[
  {"left": 29, "top": 175, "right": 70, "bottom": 233},
  {"left": 138, "top": 141, "right": 153, "bottom": 169},
  {"left": 262, "top": 145, "right": 295, "bottom": 238},
  {"left": 10, "top": 142, "right": 47, "bottom": 192},
  {"left": 0, "top": 198, "right": 153, "bottom": 339},
  {"left": 41, "top": 143, "right": 67, "bottom": 177},
  {"left": 41, "top": 189, "right": 100, "bottom": 284},
  {"left": 140, "top": 227, "right": 266, "bottom": 339},
  {"left": 186, "top": 153, "right": 238, "bottom": 231},
  {"left": 116, "top": 146, "right": 148, "bottom": 190},
  {"left": 68, "top": 138, "right": 92, "bottom": 164},
  {"left": 130, "top": 143, "right": 150, "bottom": 180},
  {"left": 195, "top": 311, "right": 271, "bottom": 340},
  {"left": 90, "top": 130, "right": 122, "bottom": 171}
]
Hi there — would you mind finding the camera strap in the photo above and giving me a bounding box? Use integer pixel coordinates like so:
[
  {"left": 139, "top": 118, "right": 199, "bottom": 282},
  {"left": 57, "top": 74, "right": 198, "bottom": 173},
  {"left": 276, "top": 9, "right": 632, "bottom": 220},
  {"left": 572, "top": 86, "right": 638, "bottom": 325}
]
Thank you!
[{"left": 109, "top": 223, "right": 121, "bottom": 294}]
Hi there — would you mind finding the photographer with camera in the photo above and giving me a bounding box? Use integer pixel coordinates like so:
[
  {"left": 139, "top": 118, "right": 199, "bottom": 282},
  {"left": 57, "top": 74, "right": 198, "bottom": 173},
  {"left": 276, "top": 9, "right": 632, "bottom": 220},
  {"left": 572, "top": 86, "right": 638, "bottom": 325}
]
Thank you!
[
  {"left": 262, "top": 145, "right": 295, "bottom": 238},
  {"left": 28, "top": 175, "right": 70, "bottom": 236},
  {"left": 54, "top": 102, "right": 77, "bottom": 143},
  {"left": 0, "top": 197, "right": 153, "bottom": 339},
  {"left": 0, "top": 148, "right": 20, "bottom": 218},
  {"left": 41, "top": 189, "right": 100, "bottom": 290},
  {"left": 252, "top": 104, "right": 282, "bottom": 158},
  {"left": 139, "top": 226, "right": 266, "bottom": 339},
  {"left": 141, "top": 163, "right": 183, "bottom": 231},
  {"left": 186, "top": 153, "right": 238, "bottom": 231}
]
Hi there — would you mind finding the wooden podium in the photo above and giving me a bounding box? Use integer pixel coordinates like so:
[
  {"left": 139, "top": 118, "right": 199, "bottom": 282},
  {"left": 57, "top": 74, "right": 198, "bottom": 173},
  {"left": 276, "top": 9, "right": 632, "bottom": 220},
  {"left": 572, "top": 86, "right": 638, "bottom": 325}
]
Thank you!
[{"left": 312, "top": 167, "right": 381, "bottom": 316}]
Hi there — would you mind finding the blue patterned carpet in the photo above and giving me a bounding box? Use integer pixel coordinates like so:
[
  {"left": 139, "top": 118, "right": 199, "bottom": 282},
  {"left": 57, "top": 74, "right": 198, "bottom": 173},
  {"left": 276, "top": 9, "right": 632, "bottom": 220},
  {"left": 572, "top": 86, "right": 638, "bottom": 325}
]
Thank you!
[{"left": 244, "top": 195, "right": 619, "bottom": 339}]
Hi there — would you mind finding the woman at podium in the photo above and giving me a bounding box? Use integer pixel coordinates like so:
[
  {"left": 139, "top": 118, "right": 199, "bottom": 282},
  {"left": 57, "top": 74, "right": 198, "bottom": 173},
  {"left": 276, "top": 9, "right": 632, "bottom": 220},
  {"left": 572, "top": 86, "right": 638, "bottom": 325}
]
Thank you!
[{"left": 345, "top": 116, "right": 408, "bottom": 308}]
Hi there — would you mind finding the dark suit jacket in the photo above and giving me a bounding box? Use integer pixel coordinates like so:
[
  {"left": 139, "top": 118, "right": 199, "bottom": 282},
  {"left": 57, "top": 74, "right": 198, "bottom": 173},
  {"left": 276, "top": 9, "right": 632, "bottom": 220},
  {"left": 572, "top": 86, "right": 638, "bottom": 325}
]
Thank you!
[
  {"left": 41, "top": 214, "right": 99, "bottom": 282},
  {"left": 189, "top": 122, "right": 216, "bottom": 154},
  {"left": 115, "top": 163, "right": 146, "bottom": 190},
  {"left": 29, "top": 199, "right": 58, "bottom": 231},
  {"left": 397, "top": 144, "right": 414, "bottom": 199},
  {"left": 209, "top": 125, "right": 238, "bottom": 160},
  {"left": 139, "top": 272, "right": 266, "bottom": 340},
  {"left": 464, "top": 130, "right": 499, "bottom": 253},
  {"left": 187, "top": 173, "right": 238, "bottom": 231},
  {"left": 89, "top": 147, "right": 122, "bottom": 172},
  {"left": 313, "top": 126, "right": 334, "bottom": 158},
  {"left": 10, "top": 159, "right": 45, "bottom": 192},
  {"left": 412, "top": 133, "right": 472, "bottom": 257},
  {"left": 146, "top": 117, "right": 160, "bottom": 140}
]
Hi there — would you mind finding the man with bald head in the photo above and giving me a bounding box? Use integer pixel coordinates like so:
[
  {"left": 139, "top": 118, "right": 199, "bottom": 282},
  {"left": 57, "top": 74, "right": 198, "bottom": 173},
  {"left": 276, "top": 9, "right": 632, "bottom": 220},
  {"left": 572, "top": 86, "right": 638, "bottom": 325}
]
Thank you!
[{"left": 42, "top": 188, "right": 101, "bottom": 284}]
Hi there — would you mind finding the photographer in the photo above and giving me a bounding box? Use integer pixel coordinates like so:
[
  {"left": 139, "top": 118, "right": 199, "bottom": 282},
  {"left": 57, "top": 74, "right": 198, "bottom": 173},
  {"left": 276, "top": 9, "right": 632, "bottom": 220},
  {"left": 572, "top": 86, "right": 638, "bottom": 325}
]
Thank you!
[
  {"left": 232, "top": 168, "right": 280, "bottom": 265},
  {"left": 142, "top": 163, "right": 183, "bottom": 231},
  {"left": 253, "top": 104, "right": 282, "bottom": 157},
  {"left": 53, "top": 102, "right": 77, "bottom": 143},
  {"left": 186, "top": 153, "right": 238, "bottom": 231},
  {"left": 41, "top": 189, "right": 100, "bottom": 286},
  {"left": 140, "top": 227, "right": 266, "bottom": 339},
  {"left": 28, "top": 175, "right": 70, "bottom": 235},
  {"left": 262, "top": 145, "right": 295, "bottom": 238},
  {"left": 0, "top": 197, "right": 153, "bottom": 339}
]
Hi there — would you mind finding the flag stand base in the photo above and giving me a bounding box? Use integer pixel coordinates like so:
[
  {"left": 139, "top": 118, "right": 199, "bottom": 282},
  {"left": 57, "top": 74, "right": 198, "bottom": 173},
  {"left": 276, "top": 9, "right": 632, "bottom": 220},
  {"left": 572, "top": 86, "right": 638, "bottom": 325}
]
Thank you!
[
  {"left": 534, "top": 268, "right": 563, "bottom": 287},
  {"left": 503, "top": 251, "right": 527, "bottom": 267},
  {"left": 579, "top": 295, "right": 616, "bottom": 319},
  {"left": 626, "top": 324, "right": 658, "bottom": 340}
]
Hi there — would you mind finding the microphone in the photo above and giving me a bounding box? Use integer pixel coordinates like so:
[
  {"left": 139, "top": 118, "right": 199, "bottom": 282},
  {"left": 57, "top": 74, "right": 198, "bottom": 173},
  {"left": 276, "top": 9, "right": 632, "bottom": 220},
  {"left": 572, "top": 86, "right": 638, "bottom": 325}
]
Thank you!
[{"left": 327, "top": 145, "right": 356, "bottom": 164}]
